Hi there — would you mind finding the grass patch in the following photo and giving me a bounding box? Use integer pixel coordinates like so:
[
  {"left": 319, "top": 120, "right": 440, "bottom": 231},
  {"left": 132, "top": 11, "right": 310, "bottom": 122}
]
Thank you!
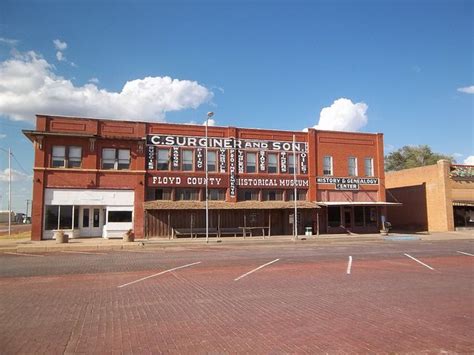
[{"left": 0, "top": 231, "right": 31, "bottom": 240}]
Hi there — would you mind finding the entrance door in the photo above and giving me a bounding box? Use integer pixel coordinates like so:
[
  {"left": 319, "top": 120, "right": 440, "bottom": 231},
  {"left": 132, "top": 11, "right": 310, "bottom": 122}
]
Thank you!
[
  {"left": 344, "top": 207, "right": 352, "bottom": 229},
  {"left": 79, "top": 206, "right": 104, "bottom": 237}
]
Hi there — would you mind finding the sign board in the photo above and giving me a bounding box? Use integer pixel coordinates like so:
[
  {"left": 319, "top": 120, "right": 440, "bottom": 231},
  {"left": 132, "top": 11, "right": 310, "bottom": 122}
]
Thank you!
[{"left": 316, "top": 177, "right": 379, "bottom": 191}]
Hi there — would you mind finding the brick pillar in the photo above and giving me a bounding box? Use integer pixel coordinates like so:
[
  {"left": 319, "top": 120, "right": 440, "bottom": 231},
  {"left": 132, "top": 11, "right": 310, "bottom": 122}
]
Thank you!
[{"left": 31, "top": 170, "right": 45, "bottom": 241}]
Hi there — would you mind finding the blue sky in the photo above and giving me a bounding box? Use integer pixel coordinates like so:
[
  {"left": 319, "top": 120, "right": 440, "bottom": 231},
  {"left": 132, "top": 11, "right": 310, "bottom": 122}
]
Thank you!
[{"left": 0, "top": 0, "right": 473, "bottom": 212}]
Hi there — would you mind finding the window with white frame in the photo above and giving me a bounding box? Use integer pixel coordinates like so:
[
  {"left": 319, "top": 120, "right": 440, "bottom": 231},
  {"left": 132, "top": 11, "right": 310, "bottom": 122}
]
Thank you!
[
  {"left": 157, "top": 149, "right": 170, "bottom": 170},
  {"left": 323, "top": 156, "right": 333, "bottom": 175},
  {"left": 348, "top": 157, "right": 357, "bottom": 176},
  {"left": 182, "top": 150, "right": 194, "bottom": 171},
  {"left": 52, "top": 146, "right": 82, "bottom": 168},
  {"left": 207, "top": 151, "right": 217, "bottom": 172},
  {"left": 102, "top": 148, "right": 130, "bottom": 170},
  {"left": 364, "top": 157, "right": 374, "bottom": 177},
  {"left": 267, "top": 153, "right": 278, "bottom": 173},
  {"left": 288, "top": 153, "right": 297, "bottom": 174},
  {"left": 246, "top": 152, "right": 257, "bottom": 173}
]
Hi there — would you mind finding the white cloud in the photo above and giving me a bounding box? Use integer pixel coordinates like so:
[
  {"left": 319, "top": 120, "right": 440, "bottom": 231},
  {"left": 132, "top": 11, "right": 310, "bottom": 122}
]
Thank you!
[
  {"left": 464, "top": 156, "right": 474, "bottom": 165},
  {"left": 88, "top": 77, "right": 99, "bottom": 84},
  {"left": 0, "top": 37, "right": 19, "bottom": 46},
  {"left": 0, "top": 168, "right": 31, "bottom": 182},
  {"left": 53, "top": 39, "right": 67, "bottom": 51},
  {"left": 457, "top": 86, "right": 474, "bottom": 94},
  {"left": 313, "top": 98, "right": 368, "bottom": 132},
  {"left": 203, "top": 118, "right": 216, "bottom": 126},
  {"left": 0, "top": 134, "right": 6, "bottom": 139},
  {"left": 0, "top": 51, "right": 213, "bottom": 122},
  {"left": 56, "top": 51, "right": 65, "bottom": 61}
]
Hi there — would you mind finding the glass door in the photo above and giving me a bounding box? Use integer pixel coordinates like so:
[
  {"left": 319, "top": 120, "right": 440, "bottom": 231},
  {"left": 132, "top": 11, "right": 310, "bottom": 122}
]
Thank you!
[{"left": 79, "top": 206, "right": 104, "bottom": 237}]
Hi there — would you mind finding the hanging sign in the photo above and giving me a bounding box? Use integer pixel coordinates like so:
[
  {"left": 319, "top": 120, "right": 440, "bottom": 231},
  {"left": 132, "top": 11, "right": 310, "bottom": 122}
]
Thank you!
[
  {"left": 195, "top": 148, "right": 204, "bottom": 171},
  {"left": 172, "top": 147, "right": 180, "bottom": 170},
  {"left": 280, "top": 152, "right": 287, "bottom": 173},
  {"left": 146, "top": 146, "right": 155, "bottom": 170},
  {"left": 229, "top": 149, "right": 236, "bottom": 197},
  {"left": 219, "top": 149, "right": 227, "bottom": 173},
  {"left": 259, "top": 151, "right": 266, "bottom": 172}
]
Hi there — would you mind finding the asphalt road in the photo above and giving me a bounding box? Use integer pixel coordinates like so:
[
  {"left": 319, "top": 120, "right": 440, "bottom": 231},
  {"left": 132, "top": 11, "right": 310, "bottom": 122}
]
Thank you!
[{"left": 0, "top": 239, "right": 473, "bottom": 354}]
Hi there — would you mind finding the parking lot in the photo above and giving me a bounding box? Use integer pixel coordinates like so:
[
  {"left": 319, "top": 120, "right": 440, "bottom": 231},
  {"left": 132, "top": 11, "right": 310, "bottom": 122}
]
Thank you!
[{"left": 0, "top": 239, "right": 473, "bottom": 354}]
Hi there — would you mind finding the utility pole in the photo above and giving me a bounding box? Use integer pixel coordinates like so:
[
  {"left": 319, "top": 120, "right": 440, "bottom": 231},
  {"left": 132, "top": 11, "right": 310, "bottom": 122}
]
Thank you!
[
  {"left": 26, "top": 199, "right": 30, "bottom": 221},
  {"left": 8, "top": 148, "right": 11, "bottom": 237}
]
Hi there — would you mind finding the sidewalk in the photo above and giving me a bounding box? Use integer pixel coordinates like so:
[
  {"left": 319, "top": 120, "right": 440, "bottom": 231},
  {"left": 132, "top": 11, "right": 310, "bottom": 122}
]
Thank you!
[{"left": 0, "top": 230, "right": 472, "bottom": 254}]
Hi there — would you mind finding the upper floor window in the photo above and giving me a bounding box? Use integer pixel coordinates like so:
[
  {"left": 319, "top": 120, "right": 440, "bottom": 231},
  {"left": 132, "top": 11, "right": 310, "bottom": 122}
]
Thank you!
[
  {"left": 157, "top": 149, "right": 170, "bottom": 170},
  {"left": 207, "top": 151, "right": 217, "bottom": 172},
  {"left": 208, "top": 189, "right": 226, "bottom": 201},
  {"left": 182, "top": 150, "right": 193, "bottom": 171},
  {"left": 267, "top": 153, "right": 278, "bottom": 173},
  {"left": 348, "top": 157, "right": 357, "bottom": 176},
  {"left": 364, "top": 157, "right": 374, "bottom": 177},
  {"left": 154, "top": 188, "right": 172, "bottom": 200},
  {"left": 246, "top": 152, "right": 257, "bottom": 173},
  {"left": 102, "top": 148, "right": 130, "bottom": 170},
  {"left": 288, "top": 190, "right": 307, "bottom": 201},
  {"left": 176, "top": 188, "right": 199, "bottom": 201},
  {"left": 52, "top": 146, "right": 82, "bottom": 168},
  {"left": 323, "top": 156, "right": 333, "bottom": 175},
  {"left": 288, "top": 154, "right": 297, "bottom": 174},
  {"left": 238, "top": 189, "right": 259, "bottom": 201},
  {"left": 263, "top": 190, "right": 283, "bottom": 201}
]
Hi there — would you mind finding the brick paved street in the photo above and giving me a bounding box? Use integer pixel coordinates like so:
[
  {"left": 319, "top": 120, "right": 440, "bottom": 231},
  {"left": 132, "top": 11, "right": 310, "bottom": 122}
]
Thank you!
[{"left": 0, "top": 240, "right": 473, "bottom": 354}]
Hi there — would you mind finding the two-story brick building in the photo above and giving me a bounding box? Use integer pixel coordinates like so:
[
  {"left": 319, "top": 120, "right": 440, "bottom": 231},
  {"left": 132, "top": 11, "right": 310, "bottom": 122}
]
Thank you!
[{"left": 24, "top": 114, "right": 391, "bottom": 241}]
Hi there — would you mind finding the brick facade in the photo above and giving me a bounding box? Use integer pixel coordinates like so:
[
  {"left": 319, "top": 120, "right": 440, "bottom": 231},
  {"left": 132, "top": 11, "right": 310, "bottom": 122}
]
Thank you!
[{"left": 24, "top": 114, "right": 387, "bottom": 240}]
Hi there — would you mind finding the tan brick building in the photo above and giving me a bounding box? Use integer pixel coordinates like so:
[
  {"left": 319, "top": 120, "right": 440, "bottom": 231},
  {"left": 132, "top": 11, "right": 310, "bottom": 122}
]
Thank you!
[{"left": 386, "top": 160, "right": 474, "bottom": 232}]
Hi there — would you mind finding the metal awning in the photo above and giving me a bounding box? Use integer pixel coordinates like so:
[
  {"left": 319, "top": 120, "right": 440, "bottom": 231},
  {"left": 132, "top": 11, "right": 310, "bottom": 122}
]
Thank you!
[
  {"left": 144, "top": 200, "right": 320, "bottom": 210},
  {"left": 316, "top": 201, "right": 402, "bottom": 207}
]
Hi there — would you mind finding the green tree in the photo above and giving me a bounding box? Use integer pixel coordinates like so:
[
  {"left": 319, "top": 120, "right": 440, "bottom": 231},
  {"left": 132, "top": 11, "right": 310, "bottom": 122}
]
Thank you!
[{"left": 385, "top": 145, "right": 454, "bottom": 171}]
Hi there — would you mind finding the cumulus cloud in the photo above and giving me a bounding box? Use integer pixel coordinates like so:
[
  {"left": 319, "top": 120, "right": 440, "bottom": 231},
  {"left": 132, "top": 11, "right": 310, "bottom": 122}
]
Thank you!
[
  {"left": 457, "top": 86, "right": 474, "bottom": 94},
  {"left": 464, "top": 156, "right": 474, "bottom": 165},
  {"left": 56, "top": 51, "right": 65, "bottom": 62},
  {"left": 0, "top": 51, "right": 213, "bottom": 122},
  {"left": 88, "top": 77, "right": 99, "bottom": 84},
  {"left": 0, "top": 168, "right": 31, "bottom": 182},
  {"left": 53, "top": 39, "right": 67, "bottom": 51},
  {"left": 313, "top": 98, "right": 368, "bottom": 132},
  {"left": 203, "top": 118, "right": 216, "bottom": 126}
]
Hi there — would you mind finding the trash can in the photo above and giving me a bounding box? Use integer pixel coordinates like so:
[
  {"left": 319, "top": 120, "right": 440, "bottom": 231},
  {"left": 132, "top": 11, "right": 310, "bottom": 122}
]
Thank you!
[{"left": 305, "top": 226, "right": 312, "bottom": 236}]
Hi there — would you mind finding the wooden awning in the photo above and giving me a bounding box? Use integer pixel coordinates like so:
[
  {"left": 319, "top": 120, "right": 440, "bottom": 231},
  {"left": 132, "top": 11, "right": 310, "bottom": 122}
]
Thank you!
[{"left": 144, "top": 200, "right": 320, "bottom": 210}]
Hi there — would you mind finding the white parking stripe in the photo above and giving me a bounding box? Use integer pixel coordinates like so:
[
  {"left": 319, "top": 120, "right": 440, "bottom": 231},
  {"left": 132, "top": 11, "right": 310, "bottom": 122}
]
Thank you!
[
  {"left": 118, "top": 261, "right": 202, "bottom": 288},
  {"left": 234, "top": 258, "right": 280, "bottom": 281},
  {"left": 346, "top": 256, "right": 352, "bottom": 275},
  {"left": 4, "top": 252, "right": 44, "bottom": 257},
  {"left": 61, "top": 251, "right": 107, "bottom": 255},
  {"left": 457, "top": 251, "right": 474, "bottom": 257},
  {"left": 404, "top": 253, "right": 435, "bottom": 270}
]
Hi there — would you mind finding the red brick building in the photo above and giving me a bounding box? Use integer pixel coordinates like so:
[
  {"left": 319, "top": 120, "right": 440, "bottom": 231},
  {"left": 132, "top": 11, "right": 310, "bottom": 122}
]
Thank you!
[{"left": 24, "top": 114, "right": 390, "bottom": 240}]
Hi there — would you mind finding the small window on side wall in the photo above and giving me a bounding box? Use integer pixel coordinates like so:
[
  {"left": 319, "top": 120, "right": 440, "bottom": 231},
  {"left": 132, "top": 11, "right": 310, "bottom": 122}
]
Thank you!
[{"left": 364, "top": 157, "right": 374, "bottom": 177}]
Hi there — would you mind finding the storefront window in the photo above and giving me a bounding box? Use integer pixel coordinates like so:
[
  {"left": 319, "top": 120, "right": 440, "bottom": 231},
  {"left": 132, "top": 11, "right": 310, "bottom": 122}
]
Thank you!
[
  {"left": 354, "top": 206, "right": 364, "bottom": 226},
  {"left": 328, "top": 206, "right": 341, "bottom": 227},
  {"left": 108, "top": 211, "right": 133, "bottom": 223},
  {"left": 45, "top": 205, "right": 77, "bottom": 230},
  {"left": 364, "top": 207, "right": 377, "bottom": 226}
]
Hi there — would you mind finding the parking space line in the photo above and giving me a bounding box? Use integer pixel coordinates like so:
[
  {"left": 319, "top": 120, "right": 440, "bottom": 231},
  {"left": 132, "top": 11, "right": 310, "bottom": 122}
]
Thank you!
[
  {"left": 404, "top": 253, "right": 435, "bottom": 270},
  {"left": 346, "top": 256, "right": 352, "bottom": 275},
  {"left": 118, "top": 261, "right": 202, "bottom": 288},
  {"left": 234, "top": 258, "right": 280, "bottom": 281},
  {"left": 457, "top": 251, "right": 474, "bottom": 257},
  {"left": 4, "top": 252, "right": 45, "bottom": 257},
  {"left": 61, "top": 251, "right": 107, "bottom": 255}
]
